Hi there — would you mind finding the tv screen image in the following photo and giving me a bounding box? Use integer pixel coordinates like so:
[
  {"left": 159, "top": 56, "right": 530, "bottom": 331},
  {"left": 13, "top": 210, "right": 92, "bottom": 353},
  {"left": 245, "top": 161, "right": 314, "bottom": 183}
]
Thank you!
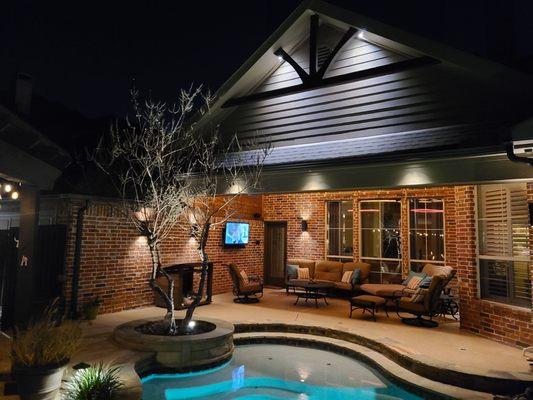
[{"left": 224, "top": 222, "right": 250, "bottom": 246}]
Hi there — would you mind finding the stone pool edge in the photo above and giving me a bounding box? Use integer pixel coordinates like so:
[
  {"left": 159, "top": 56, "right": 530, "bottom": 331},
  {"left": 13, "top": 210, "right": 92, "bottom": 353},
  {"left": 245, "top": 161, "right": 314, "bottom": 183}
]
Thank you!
[{"left": 112, "top": 322, "right": 504, "bottom": 400}]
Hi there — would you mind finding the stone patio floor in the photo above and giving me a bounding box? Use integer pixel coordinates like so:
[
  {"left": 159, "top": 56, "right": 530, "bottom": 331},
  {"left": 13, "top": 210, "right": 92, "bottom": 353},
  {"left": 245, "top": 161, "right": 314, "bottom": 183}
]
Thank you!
[
  {"left": 1, "top": 288, "right": 532, "bottom": 399},
  {"left": 92, "top": 288, "right": 531, "bottom": 381}
]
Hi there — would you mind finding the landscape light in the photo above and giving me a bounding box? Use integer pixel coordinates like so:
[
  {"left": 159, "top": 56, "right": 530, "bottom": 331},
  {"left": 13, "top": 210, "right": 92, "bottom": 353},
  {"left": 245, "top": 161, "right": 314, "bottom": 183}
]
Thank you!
[{"left": 188, "top": 320, "right": 196, "bottom": 329}]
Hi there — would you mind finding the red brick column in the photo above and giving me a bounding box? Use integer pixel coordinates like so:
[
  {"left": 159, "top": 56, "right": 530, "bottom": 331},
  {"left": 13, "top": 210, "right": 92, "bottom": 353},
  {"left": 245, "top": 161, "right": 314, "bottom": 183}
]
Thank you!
[{"left": 454, "top": 185, "right": 481, "bottom": 331}]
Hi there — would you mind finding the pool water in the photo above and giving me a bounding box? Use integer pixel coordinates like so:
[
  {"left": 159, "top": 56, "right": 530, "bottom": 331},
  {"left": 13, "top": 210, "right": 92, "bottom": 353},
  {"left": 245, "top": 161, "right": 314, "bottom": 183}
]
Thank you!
[{"left": 141, "top": 344, "right": 423, "bottom": 400}]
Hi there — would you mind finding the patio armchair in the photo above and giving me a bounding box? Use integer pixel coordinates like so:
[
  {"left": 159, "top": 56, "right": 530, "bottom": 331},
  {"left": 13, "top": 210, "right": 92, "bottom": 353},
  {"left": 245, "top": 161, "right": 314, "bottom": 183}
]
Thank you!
[
  {"left": 227, "top": 263, "right": 264, "bottom": 303},
  {"left": 394, "top": 271, "right": 454, "bottom": 328}
]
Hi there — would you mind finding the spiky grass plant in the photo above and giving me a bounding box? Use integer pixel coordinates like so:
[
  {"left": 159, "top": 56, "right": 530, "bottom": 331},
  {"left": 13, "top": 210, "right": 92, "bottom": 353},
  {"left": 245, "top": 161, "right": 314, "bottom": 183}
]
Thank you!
[
  {"left": 11, "top": 301, "right": 82, "bottom": 368},
  {"left": 64, "top": 364, "right": 123, "bottom": 400}
]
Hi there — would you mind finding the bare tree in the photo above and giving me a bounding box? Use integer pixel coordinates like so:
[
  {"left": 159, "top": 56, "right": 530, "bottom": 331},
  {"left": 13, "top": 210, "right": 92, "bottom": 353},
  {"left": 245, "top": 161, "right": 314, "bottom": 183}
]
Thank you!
[{"left": 92, "top": 87, "right": 268, "bottom": 335}]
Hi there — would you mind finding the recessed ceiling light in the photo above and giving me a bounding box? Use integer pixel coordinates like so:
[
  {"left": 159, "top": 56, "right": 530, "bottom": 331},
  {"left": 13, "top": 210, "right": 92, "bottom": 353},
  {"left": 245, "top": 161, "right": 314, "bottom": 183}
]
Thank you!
[{"left": 357, "top": 31, "right": 365, "bottom": 40}]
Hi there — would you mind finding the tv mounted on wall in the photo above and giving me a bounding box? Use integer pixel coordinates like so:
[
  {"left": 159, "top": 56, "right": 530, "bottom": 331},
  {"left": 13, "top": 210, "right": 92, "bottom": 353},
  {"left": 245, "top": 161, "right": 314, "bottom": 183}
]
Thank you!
[{"left": 223, "top": 221, "right": 250, "bottom": 247}]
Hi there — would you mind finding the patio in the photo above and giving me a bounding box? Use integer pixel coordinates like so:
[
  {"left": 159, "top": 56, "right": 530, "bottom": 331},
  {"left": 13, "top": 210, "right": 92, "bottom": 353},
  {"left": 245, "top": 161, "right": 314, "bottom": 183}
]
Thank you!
[{"left": 23, "top": 288, "right": 529, "bottom": 399}]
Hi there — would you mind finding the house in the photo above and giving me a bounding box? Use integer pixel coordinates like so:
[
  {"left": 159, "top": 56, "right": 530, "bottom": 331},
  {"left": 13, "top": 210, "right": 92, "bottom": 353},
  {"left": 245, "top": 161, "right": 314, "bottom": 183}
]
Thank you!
[
  {"left": 200, "top": 0, "right": 533, "bottom": 346},
  {"left": 29, "top": 0, "right": 532, "bottom": 348}
]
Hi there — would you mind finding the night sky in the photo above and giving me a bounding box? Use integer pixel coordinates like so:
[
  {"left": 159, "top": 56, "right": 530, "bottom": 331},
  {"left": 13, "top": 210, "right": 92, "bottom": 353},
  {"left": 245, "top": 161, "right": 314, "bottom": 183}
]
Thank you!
[{"left": 2, "top": 0, "right": 533, "bottom": 118}]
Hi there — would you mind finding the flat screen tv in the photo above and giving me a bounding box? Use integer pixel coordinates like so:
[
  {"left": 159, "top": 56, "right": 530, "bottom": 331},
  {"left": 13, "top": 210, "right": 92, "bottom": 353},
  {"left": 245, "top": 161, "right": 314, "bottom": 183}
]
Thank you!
[{"left": 224, "top": 222, "right": 250, "bottom": 247}]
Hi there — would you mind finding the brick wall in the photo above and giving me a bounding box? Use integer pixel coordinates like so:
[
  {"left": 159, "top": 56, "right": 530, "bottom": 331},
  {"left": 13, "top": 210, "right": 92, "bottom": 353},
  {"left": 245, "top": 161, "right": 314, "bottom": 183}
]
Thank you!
[
  {"left": 50, "top": 183, "right": 533, "bottom": 347},
  {"left": 263, "top": 187, "right": 457, "bottom": 277},
  {"left": 59, "top": 196, "right": 263, "bottom": 314}
]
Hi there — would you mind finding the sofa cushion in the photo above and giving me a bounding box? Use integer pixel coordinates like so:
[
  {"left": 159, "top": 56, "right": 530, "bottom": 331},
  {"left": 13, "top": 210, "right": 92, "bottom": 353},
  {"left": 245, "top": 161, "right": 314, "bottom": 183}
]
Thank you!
[
  {"left": 343, "top": 261, "right": 371, "bottom": 282},
  {"left": 335, "top": 281, "right": 352, "bottom": 291},
  {"left": 314, "top": 261, "right": 343, "bottom": 282},
  {"left": 402, "top": 270, "right": 426, "bottom": 286},
  {"left": 297, "top": 268, "right": 310, "bottom": 279},
  {"left": 422, "top": 264, "right": 454, "bottom": 279},
  {"left": 351, "top": 268, "right": 361, "bottom": 285},
  {"left": 360, "top": 283, "right": 406, "bottom": 297},
  {"left": 288, "top": 259, "right": 316, "bottom": 278},
  {"left": 341, "top": 271, "right": 353, "bottom": 283},
  {"left": 286, "top": 264, "right": 299, "bottom": 280},
  {"left": 419, "top": 276, "right": 433, "bottom": 288}
]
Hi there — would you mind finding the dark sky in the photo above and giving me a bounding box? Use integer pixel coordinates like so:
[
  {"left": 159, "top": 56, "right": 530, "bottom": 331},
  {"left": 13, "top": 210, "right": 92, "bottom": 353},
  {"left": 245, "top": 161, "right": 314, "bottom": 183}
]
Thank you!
[{"left": 2, "top": 0, "right": 533, "bottom": 118}]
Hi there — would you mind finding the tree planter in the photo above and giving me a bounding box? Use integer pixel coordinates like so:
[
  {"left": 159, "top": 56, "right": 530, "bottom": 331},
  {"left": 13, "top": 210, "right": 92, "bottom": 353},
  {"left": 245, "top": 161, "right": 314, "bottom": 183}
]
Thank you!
[
  {"left": 12, "top": 363, "right": 66, "bottom": 400},
  {"left": 113, "top": 318, "right": 234, "bottom": 371}
]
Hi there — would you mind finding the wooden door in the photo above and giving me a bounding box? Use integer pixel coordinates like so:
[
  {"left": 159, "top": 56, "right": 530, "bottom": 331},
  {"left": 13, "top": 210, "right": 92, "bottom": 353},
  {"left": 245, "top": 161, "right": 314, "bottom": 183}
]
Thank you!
[{"left": 264, "top": 222, "right": 287, "bottom": 286}]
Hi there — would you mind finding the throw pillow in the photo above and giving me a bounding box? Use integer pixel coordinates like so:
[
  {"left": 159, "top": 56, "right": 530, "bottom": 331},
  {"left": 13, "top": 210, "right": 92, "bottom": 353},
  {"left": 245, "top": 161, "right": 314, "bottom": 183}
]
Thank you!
[
  {"left": 341, "top": 271, "right": 353, "bottom": 283},
  {"left": 406, "top": 275, "right": 423, "bottom": 290},
  {"left": 297, "top": 268, "right": 310, "bottom": 279},
  {"left": 419, "top": 276, "right": 433, "bottom": 289},
  {"left": 286, "top": 264, "right": 299, "bottom": 279},
  {"left": 402, "top": 271, "right": 427, "bottom": 286},
  {"left": 351, "top": 268, "right": 361, "bottom": 285},
  {"left": 240, "top": 269, "right": 249, "bottom": 284},
  {"left": 410, "top": 287, "right": 427, "bottom": 303}
]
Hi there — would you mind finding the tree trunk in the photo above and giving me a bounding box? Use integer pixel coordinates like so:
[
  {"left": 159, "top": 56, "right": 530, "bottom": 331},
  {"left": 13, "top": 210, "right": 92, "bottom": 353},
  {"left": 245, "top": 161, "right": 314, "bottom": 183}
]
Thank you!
[
  {"left": 148, "top": 240, "right": 176, "bottom": 335},
  {"left": 178, "top": 222, "right": 210, "bottom": 334}
]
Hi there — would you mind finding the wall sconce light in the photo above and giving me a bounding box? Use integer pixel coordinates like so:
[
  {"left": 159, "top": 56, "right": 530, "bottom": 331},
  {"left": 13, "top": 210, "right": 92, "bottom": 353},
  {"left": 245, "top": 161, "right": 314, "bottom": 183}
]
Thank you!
[{"left": 301, "top": 220, "right": 308, "bottom": 232}]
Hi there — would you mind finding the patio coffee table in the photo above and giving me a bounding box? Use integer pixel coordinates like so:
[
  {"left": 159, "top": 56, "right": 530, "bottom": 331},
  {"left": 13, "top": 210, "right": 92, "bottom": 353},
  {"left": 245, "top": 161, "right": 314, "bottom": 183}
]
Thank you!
[{"left": 293, "top": 281, "right": 335, "bottom": 308}]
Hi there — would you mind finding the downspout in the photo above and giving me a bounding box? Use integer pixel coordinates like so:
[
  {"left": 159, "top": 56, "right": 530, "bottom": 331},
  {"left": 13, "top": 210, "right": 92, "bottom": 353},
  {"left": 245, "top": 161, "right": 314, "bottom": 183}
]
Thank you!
[
  {"left": 505, "top": 142, "right": 533, "bottom": 167},
  {"left": 69, "top": 200, "right": 89, "bottom": 319}
]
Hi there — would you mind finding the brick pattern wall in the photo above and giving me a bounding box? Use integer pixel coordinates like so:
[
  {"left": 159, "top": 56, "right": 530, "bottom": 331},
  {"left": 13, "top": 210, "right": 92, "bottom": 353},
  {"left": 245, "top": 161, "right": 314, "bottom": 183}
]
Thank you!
[
  {"left": 60, "top": 197, "right": 263, "bottom": 314},
  {"left": 50, "top": 182, "right": 533, "bottom": 347},
  {"left": 263, "top": 187, "right": 456, "bottom": 276}
]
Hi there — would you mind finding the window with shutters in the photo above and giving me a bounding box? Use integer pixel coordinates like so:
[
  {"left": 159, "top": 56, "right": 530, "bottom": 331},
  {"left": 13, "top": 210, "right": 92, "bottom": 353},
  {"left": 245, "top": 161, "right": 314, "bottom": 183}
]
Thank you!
[
  {"left": 477, "top": 183, "right": 531, "bottom": 308},
  {"left": 326, "top": 201, "right": 354, "bottom": 261}
]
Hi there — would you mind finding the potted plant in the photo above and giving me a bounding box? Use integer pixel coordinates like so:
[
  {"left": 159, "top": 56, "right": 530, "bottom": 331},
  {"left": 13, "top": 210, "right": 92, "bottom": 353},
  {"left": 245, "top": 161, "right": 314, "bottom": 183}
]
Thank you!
[
  {"left": 11, "top": 303, "right": 82, "bottom": 400},
  {"left": 64, "top": 363, "right": 123, "bottom": 400},
  {"left": 84, "top": 296, "right": 101, "bottom": 320}
]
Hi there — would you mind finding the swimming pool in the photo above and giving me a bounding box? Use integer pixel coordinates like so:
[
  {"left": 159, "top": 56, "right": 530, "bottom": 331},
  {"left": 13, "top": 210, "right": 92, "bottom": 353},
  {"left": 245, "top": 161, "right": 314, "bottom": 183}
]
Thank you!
[{"left": 141, "top": 344, "right": 423, "bottom": 399}]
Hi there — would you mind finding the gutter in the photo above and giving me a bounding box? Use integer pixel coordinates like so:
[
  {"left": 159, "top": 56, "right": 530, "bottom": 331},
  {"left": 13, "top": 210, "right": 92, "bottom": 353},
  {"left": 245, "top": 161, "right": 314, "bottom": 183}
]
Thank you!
[
  {"left": 69, "top": 200, "right": 89, "bottom": 319},
  {"left": 505, "top": 142, "right": 533, "bottom": 167}
]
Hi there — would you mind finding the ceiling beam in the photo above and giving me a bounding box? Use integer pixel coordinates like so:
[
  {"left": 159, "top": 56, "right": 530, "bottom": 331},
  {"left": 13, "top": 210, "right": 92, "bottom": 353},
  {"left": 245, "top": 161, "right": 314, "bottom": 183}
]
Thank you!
[
  {"left": 222, "top": 56, "right": 439, "bottom": 108},
  {"left": 274, "top": 47, "right": 309, "bottom": 83}
]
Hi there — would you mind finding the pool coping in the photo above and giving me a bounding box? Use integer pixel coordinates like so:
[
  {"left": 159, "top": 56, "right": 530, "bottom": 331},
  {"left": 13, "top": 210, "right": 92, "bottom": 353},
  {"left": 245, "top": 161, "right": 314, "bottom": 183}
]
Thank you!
[
  {"left": 112, "top": 322, "right": 515, "bottom": 400},
  {"left": 234, "top": 323, "right": 533, "bottom": 395},
  {"left": 233, "top": 332, "right": 491, "bottom": 400}
]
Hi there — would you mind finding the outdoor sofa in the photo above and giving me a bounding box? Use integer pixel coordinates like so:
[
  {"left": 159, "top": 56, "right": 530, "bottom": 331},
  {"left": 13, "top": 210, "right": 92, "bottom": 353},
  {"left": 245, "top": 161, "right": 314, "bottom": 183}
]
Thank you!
[{"left": 285, "top": 259, "right": 371, "bottom": 296}]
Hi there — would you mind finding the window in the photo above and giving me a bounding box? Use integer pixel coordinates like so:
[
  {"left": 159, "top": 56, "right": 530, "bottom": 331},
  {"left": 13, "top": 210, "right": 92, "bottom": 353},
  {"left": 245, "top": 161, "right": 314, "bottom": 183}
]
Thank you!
[
  {"left": 477, "top": 183, "right": 531, "bottom": 308},
  {"left": 409, "top": 198, "right": 445, "bottom": 271},
  {"left": 326, "top": 201, "right": 353, "bottom": 261},
  {"left": 360, "top": 200, "right": 402, "bottom": 283}
]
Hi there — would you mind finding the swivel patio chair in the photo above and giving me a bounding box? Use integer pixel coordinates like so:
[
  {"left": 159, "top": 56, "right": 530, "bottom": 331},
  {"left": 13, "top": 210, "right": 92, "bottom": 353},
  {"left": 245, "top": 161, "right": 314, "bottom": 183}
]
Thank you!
[
  {"left": 227, "top": 263, "right": 264, "bottom": 303},
  {"left": 394, "top": 271, "right": 454, "bottom": 328}
]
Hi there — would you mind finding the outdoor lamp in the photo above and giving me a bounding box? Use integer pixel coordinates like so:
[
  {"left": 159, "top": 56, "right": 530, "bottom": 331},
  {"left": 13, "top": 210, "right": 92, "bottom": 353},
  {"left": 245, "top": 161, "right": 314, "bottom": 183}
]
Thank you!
[{"left": 301, "top": 220, "right": 308, "bottom": 232}]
